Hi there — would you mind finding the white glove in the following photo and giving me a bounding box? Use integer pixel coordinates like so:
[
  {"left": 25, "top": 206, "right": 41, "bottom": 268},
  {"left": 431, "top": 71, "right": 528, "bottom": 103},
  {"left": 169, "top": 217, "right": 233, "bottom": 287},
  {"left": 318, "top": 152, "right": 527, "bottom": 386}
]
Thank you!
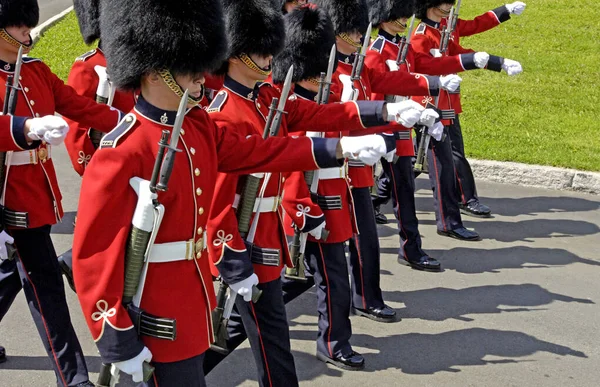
[
  {"left": 339, "top": 135, "right": 387, "bottom": 166},
  {"left": 26, "top": 115, "right": 70, "bottom": 146},
  {"left": 506, "top": 1, "right": 526, "bottom": 15},
  {"left": 384, "top": 150, "right": 396, "bottom": 162},
  {"left": 418, "top": 108, "right": 440, "bottom": 128},
  {"left": 439, "top": 74, "right": 462, "bottom": 92},
  {"left": 308, "top": 221, "right": 326, "bottom": 240},
  {"left": 113, "top": 346, "right": 152, "bottom": 383},
  {"left": 386, "top": 100, "right": 425, "bottom": 128},
  {"left": 429, "top": 122, "right": 445, "bottom": 142},
  {"left": 502, "top": 58, "right": 523, "bottom": 75},
  {"left": 230, "top": 273, "right": 259, "bottom": 302},
  {"left": 0, "top": 231, "right": 15, "bottom": 261},
  {"left": 474, "top": 52, "right": 490, "bottom": 69}
]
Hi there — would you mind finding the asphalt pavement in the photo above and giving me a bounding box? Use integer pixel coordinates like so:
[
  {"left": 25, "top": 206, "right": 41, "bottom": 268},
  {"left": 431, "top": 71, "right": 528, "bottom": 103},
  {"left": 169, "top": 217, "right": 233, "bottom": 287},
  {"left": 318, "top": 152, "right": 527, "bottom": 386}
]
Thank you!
[
  {"left": 0, "top": 145, "right": 599, "bottom": 386},
  {"left": 38, "top": 0, "right": 73, "bottom": 24}
]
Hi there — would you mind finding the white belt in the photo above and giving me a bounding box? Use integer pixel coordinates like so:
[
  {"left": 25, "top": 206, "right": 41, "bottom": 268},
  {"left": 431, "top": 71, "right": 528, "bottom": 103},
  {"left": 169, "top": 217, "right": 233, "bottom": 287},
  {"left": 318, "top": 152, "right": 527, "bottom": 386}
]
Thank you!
[
  {"left": 147, "top": 237, "right": 206, "bottom": 263},
  {"left": 6, "top": 147, "right": 52, "bottom": 166},
  {"left": 319, "top": 166, "right": 347, "bottom": 180},
  {"left": 232, "top": 195, "right": 280, "bottom": 213}
]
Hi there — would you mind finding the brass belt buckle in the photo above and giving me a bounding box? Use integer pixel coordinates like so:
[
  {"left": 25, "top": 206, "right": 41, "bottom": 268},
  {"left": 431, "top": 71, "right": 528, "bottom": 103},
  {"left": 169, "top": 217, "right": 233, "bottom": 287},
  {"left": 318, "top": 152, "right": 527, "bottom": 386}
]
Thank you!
[{"left": 38, "top": 147, "right": 48, "bottom": 163}]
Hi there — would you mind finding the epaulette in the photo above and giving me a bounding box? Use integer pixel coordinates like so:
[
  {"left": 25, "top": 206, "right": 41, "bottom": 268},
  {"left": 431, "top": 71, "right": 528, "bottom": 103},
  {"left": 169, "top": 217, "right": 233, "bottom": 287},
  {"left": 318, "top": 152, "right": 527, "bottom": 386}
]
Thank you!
[
  {"left": 258, "top": 82, "right": 272, "bottom": 89},
  {"left": 22, "top": 57, "right": 42, "bottom": 63},
  {"left": 415, "top": 23, "right": 426, "bottom": 35},
  {"left": 206, "top": 90, "right": 228, "bottom": 113},
  {"left": 100, "top": 114, "right": 137, "bottom": 149},
  {"left": 370, "top": 36, "right": 385, "bottom": 53},
  {"left": 75, "top": 49, "right": 97, "bottom": 62}
]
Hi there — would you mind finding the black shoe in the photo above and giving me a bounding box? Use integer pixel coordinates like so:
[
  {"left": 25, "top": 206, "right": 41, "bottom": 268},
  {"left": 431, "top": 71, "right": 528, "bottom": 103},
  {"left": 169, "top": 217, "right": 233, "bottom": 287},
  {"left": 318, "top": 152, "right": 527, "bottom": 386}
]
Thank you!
[
  {"left": 400, "top": 255, "right": 442, "bottom": 272},
  {"left": 58, "top": 251, "right": 76, "bottom": 293},
  {"left": 374, "top": 207, "right": 388, "bottom": 224},
  {"left": 437, "top": 227, "right": 481, "bottom": 241},
  {"left": 317, "top": 350, "right": 365, "bottom": 370},
  {"left": 75, "top": 382, "right": 95, "bottom": 387},
  {"left": 352, "top": 305, "right": 399, "bottom": 323},
  {"left": 459, "top": 201, "right": 491, "bottom": 218},
  {"left": 0, "top": 345, "right": 6, "bottom": 363}
]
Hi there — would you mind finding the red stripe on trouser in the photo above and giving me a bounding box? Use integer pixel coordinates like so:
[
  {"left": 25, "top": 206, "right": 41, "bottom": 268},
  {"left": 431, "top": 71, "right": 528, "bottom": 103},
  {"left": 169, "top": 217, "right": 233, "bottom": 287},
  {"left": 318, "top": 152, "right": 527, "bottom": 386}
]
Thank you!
[
  {"left": 250, "top": 302, "right": 273, "bottom": 387},
  {"left": 455, "top": 168, "right": 466, "bottom": 203},
  {"left": 16, "top": 250, "right": 69, "bottom": 387},
  {"left": 388, "top": 162, "right": 409, "bottom": 259},
  {"left": 431, "top": 147, "right": 447, "bottom": 231},
  {"left": 153, "top": 373, "right": 159, "bottom": 386},
  {"left": 352, "top": 233, "right": 367, "bottom": 310},
  {"left": 317, "top": 242, "right": 333, "bottom": 357}
]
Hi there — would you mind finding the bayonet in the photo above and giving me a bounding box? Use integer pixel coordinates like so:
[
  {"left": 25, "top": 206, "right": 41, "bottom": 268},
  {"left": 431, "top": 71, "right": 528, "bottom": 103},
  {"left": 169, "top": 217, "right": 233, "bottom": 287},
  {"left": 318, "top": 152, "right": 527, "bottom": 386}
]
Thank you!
[{"left": 156, "top": 89, "right": 188, "bottom": 191}]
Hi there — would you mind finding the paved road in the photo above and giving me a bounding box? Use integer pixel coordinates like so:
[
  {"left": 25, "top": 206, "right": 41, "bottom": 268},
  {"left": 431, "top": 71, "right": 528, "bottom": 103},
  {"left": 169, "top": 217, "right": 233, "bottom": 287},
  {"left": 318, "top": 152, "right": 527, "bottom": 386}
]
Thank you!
[
  {"left": 39, "top": 0, "right": 72, "bottom": 24},
  {"left": 1, "top": 145, "right": 599, "bottom": 386}
]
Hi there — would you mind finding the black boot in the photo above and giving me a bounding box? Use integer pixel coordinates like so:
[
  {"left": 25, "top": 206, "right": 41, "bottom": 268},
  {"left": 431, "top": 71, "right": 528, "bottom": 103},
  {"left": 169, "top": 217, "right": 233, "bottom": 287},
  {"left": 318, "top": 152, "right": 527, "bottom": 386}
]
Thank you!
[
  {"left": 0, "top": 345, "right": 6, "bottom": 363},
  {"left": 374, "top": 205, "right": 388, "bottom": 224}
]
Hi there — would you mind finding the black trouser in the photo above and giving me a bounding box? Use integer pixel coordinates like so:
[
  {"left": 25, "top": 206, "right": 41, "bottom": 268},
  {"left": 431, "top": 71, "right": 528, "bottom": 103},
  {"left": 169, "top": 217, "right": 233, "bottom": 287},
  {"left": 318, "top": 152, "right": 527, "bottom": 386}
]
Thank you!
[
  {"left": 348, "top": 187, "right": 385, "bottom": 310},
  {"left": 148, "top": 353, "right": 206, "bottom": 387},
  {"left": 428, "top": 125, "right": 464, "bottom": 232},
  {"left": 372, "top": 157, "right": 426, "bottom": 261},
  {"left": 203, "top": 278, "right": 298, "bottom": 387},
  {"left": 0, "top": 226, "right": 89, "bottom": 386},
  {"left": 448, "top": 115, "right": 479, "bottom": 205}
]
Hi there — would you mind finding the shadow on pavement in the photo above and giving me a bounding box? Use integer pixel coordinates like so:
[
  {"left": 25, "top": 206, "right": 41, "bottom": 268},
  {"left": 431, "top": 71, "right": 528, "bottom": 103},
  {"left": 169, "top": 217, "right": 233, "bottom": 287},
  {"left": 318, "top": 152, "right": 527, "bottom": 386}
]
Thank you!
[
  {"left": 474, "top": 196, "right": 600, "bottom": 217},
  {"left": 50, "top": 211, "right": 76, "bottom": 235},
  {"left": 383, "top": 283, "right": 594, "bottom": 322}
]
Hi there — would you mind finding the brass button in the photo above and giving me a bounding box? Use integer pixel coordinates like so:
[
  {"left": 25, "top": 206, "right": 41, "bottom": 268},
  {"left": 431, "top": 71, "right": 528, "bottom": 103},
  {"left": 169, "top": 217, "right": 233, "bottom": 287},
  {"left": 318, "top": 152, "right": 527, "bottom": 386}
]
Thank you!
[
  {"left": 30, "top": 100, "right": 35, "bottom": 106},
  {"left": 35, "top": 113, "right": 40, "bottom": 117},
  {"left": 196, "top": 188, "right": 202, "bottom": 196},
  {"left": 197, "top": 227, "right": 203, "bottom": 235},
  {"left": 181, "top": 129, "right": 185, "bottom": 135},
  {"left": 190, "top": 147, "right": 196, "bottom": 155},
  {"left": 196, "top": 252, "right": 202, "bottom": 259},
  {"left": 366, "top": 96, "right": 370, "bottom": 100},
  {"left": 281, "top": 177, "right": 285, "bottom": 183},
  {"left": 257, "top": 103, "right": 261, "bottom": 108},
  {"left": 198, "top": 207, "right": 205, "bottom": 215},
  {"left": 194, "top": 168, "right": 200, "bottom": 176},
  {"left": 24, "top": 87, "right": 29, "bottom": 92}
]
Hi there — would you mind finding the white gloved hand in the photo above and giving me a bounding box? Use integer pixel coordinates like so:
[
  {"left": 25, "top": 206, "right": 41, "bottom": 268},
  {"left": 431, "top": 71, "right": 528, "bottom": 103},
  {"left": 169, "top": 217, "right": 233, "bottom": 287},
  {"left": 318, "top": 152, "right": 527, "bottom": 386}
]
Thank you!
[
  {"left": 502, "top": 58, "right": 523, "bottom": 75},
  {"left": 339, "top": 135, "right": 387, "bottom": 166},
  {"left": 429, "top": 122, "right": 445, "bottom": 142},
  {"left": 506, "top": 1, "right": 526, "bottom": 15},
  {"left": 384, "top": 150, "right": 396, "bottom": 162},
  {"left": 386, "top": 99, "right": 425, "bottom": 128},
  {"left": 230, "top": 273, "right": 259, "bottom": 302},
  {"left": 474, "top": 52, "right": 490, "bottom": 68},
  {"left": 308, "top": 221, "right": 326, "bottom": 240},
  {"left": 26, "top": 115, "right": 70, "bottom": 146},
  {"left": 439, "top": 74, "right": 462, "bottom": 92},
  {"left": 418, "top": 108, "right": 440, "bottom": 128},
  {"left": 113, "top": 346, "right": 152, "bottom": 383},
  {"left": 0, "top": 231, "right": 15, "bottom": 261}
]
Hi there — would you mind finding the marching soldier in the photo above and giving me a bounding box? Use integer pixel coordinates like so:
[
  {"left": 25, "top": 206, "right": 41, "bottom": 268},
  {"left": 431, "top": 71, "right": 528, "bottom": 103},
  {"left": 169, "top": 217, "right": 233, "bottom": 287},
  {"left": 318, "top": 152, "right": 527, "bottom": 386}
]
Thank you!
[
  {"left": 72, "top": 0, "right": 390, "bottom": 385},
  {"left": 0, "top": 0, "right": 123, "bottom": 385}
]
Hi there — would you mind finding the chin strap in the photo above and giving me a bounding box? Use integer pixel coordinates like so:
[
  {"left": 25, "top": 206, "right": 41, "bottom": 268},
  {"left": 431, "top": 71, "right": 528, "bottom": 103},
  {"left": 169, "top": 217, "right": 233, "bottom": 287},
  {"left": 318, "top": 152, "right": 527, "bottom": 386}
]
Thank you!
[
  {"left": 338, "top": 33, "right": 362, "bottom": 49},
  {"left": 0, "top": 29, "right": 33, "bottom": 54},
  {"left": 392, "top": 19, "right": 407, "bottom": 29},
  {"left": 238, "top": 53, "right": 272, "bottom": 77},
  {"left": 158, "top": 69, "right": 203, "bottom": 106}
]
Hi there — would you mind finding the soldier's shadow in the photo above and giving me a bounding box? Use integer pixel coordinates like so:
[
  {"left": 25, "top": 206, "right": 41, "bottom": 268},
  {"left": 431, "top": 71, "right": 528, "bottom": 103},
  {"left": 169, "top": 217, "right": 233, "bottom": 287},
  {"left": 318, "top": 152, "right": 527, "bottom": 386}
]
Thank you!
[
  {"left": 475, "top": 195, "right": 600, "bottom": 217},
  {"left": 384, "top": 283, "right": 593, "bottom": 322},
  {"left": 50, "top": 211, "right": 77, "bottom": 235}
]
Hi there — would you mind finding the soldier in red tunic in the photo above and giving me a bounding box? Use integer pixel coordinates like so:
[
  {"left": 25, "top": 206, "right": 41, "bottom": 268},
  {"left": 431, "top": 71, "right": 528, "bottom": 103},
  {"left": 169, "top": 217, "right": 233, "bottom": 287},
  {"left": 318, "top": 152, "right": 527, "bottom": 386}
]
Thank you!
[
  {"left": 72, "top": 0, "right": 390, "bottom": 385},
  {"left": 0, "top": 0, "right": 122, "bottom": 384}
]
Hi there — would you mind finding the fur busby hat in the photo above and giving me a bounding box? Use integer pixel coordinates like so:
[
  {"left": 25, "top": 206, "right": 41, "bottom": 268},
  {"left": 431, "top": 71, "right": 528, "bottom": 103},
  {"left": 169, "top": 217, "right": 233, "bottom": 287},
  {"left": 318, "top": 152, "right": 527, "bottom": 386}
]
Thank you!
[
  {"left": 0, "top": 0, "right": 39, "bottom": 29},
  {"left": 100, "top": 0, "right": 227, "bottom": 90},
  {"left": 272, "top": 5, "right": 336, "bottom": 84},
  {"left": 368, "top": 0, "right": 415, "bottom": 26},
  {"left": 73, "top": 0, "right": 101, "bottom": 45},
  {"left": 311, "top": 0, "right": 369, "bottom": 35},
  {"left": 415, "top": 0, "right": 455, "bottom": 19},
  {"left": 222, "top": 0, "right": 285, "bottom": 59}
]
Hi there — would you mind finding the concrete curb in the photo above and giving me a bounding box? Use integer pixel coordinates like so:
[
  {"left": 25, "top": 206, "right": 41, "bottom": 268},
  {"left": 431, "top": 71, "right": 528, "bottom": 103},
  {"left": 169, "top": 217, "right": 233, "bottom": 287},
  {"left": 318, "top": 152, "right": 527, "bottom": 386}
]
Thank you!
[
  {"left": 470, "top": 159, "right": 600, "bottom": 195},
  {"left": 31, "top": 6, "right": 74, "bottom": 45}
]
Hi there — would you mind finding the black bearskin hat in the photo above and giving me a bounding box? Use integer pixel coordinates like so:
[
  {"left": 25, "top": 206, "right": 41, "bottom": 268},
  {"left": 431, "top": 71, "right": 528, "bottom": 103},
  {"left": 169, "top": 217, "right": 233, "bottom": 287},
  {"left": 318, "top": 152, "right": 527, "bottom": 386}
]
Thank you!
[
  {"left": 100, "top": 0, "right": 227, "bottom": 90},
  {"left": 415, "top": 0, "right": 456, "bottom": 19},
  {"left": 222, "top": 0, "right": 285, "bottom": 58},
  {"left": 272, "top": 5, "right": 336, "bottom": 84},
  {"left": 312, "top": 0, "right": 369, "bottom": 35},
  {"left": 0, "top": 0, "right": 39, "bottom": 29},
  {"left": 368, "top": 0, "right": 415, "bottom": 26},
  {"left": 73, "top": 0, "right": 101, "bottom": 45}
]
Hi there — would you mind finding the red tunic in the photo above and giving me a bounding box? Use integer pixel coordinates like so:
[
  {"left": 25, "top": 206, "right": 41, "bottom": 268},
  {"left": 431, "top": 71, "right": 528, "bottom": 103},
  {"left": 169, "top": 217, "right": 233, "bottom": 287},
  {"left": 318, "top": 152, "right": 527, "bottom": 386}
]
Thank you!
[{"left": 0, "top": 57, "right": 122, "bottom": 228}]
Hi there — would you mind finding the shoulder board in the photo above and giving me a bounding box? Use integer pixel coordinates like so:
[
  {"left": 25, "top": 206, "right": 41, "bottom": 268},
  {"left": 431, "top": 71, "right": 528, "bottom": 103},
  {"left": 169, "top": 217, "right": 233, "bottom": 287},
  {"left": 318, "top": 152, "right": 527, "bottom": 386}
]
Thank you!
[
  {"left": 22, "top": 56, "right": 42, "bottom": 63},
  {"left": 415, "top": 23, "right": 426, "bottom": 35},
  {"left": 258, "top": 82, "right": 272, "bottom": 89},
  {"left": 206, "top": 90, "right": 228, "bottom": 113},
  {"left": 370, "top": 36, "right": 385, "bottom": 53},
  {"left": 100, "top": 114, "right": 137, "bottom": 149},
  {"left": 75, "top": 49, "right": 98, "bottom": 62}
]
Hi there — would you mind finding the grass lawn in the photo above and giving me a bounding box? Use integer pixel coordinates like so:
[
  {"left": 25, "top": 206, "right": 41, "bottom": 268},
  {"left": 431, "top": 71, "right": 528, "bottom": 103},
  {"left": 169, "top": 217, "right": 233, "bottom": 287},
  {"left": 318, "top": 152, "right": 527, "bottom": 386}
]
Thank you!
[{"left": 31, "top": 2, "right": 600, "bottom": 171}]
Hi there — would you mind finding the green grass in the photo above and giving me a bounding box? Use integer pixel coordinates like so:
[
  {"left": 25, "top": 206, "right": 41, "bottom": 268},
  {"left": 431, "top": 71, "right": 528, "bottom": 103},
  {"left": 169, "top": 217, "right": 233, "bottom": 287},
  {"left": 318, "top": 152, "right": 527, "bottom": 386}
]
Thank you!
[{"left": 31, "top": 3, "right": 600, "bottom": 170}]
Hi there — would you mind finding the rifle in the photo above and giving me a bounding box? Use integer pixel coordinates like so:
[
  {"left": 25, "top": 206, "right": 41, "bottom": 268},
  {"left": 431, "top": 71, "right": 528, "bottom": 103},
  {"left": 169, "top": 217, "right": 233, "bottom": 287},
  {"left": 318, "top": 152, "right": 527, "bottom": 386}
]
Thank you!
[
  {"left": 211, "top": 66, "right": 295, "bottom": 354},
  {"left": 414, "top": 4, "right": 459, "bottom": 174},
  {"left": 0, "top": 46, "right": 24, "bottom": 261},
  {"left": 96, "top": 90, "right": 189, "bottom": 387},
  {"left": 89, "top": 66, "right": 113, "bottom": 149},
  {"left": 286, "top": 44, "right": 337, "bottom": 282},
  {"left": 340, "top": 23, "right": 372, "bottom": 102}
]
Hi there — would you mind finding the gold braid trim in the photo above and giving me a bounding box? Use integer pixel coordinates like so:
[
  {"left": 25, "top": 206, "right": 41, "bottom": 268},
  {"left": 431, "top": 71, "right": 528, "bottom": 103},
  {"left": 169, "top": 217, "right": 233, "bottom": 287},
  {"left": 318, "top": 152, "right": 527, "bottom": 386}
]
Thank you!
[
  {"left": 338, "top": 33, "right": 362, "bottom": 49},
  {"left": 307, "top": 77, "right": 320, "bottom": 86},
  {"left": 238, "top": 54, "right": 272, "bottom": 76},
  {"left": 158, "top": 69, "right": 203, "bottom": 106},
  {"left": 0, "top": 29, "right": 32, "bottom": 53}
]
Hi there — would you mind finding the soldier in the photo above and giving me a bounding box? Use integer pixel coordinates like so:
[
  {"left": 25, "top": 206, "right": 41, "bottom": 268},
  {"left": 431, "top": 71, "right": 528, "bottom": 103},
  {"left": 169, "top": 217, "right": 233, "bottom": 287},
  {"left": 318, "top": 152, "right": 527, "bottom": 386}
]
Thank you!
[
  {"left": 0, "top": 0, "right": 123, "bottom": 384},
  {"left": 204, "top": 0, "right": 425, "bottom": 378},
  {"left": 72, "top": 0, "right": 391, "bottom": 385}
]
